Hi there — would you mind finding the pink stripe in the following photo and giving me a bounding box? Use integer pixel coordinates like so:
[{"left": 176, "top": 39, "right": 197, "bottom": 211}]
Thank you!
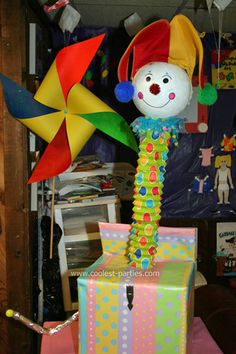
[
  {"left": 86, "top": 278, "right": 96, "bottom": 354},
  {"left": 198, "top": 179, "right": 204, "bottom": 193},
  {"left": 132, "top": 263, "right": 164, "bottom": 353},
  {"left": 99, "top": 222, "right": 131, "bottom": 232}
]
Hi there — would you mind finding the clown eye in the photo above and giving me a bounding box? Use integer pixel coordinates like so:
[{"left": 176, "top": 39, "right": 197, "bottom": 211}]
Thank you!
[
  {"left": 162, "top": 74, "right": 172, "bottom": 83},
  {"left": 146, "top": 76, "right": 152, "bottom": 82}
]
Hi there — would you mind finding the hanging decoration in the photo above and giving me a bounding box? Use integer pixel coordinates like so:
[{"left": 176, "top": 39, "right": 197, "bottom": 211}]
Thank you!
[
  {"left": 199, "top": 146, "right": 214, "bottom": 166},
  {"left": 190, "top": 175, "right": 213, "bottom": 194},
  {"left": 221, "top": 134, "right": 236, "bottom": 151},
  {"left": 58, "top": 4, "right": 81, "bottom": 36},
  {"left": 214, "top": 155, "right": 234, "bottom": 204},
  {"left": 212, "top": 48, "right": 236, "bottom": 89},
  {"left": 43, "top": 0, "right": 81, "bottom": 45},
  {"left": 115, "top": 14, "right": 217, "bottom": 269},
  {"left": 43, "top": 0, "right": 70, "bottom": 13},
  {"left": 213, "top": 0, "right": 233, "bottom": 11},
  {"left": 207, "top": 0, "right": 234, "bottom": 89},
  {"left": 0, "top": 34, "right": 138, "bottom": 184},
  {"left": 123, "top": 12, "right": 144, "bottom": 37}
]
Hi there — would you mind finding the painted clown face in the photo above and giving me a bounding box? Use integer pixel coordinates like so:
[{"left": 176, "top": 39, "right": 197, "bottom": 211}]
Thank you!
[{"left": 132, "top": 62, "right": 192, "bottom": 118}]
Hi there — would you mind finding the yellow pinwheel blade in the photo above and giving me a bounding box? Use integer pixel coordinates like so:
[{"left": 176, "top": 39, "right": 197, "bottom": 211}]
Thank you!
[
  {"left": 66, "top": 114, "right": 96, "bottom": 161},
  {"left": 19, "top": 111, "right": 65, "bottom": 143},
  {"left": 67, "top": 83, "right": 114, "bottom": 114},
  {"left": 34, "top": 61, "right": 66, "bottom": 111}
]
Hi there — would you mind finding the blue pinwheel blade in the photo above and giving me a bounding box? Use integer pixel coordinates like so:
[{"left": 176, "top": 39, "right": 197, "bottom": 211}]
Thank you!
[{"left": 0, "top": 73, "right": 57, "bottom": 119}]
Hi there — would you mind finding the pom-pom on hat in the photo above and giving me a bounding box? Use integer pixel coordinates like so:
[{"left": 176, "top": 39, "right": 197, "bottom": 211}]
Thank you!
[{"left": 116, "top": 14, "right": 217, "bottom": 105}]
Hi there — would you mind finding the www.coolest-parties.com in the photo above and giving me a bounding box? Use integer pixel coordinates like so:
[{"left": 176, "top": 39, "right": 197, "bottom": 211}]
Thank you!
[{"left": 70, "top": 270, "right": 160, "bottom": 278}]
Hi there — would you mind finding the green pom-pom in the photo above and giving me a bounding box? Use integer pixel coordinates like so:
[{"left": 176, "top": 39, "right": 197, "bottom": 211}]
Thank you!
[{"left": 198, "top": 83, "right": 217, "bottom": 106}]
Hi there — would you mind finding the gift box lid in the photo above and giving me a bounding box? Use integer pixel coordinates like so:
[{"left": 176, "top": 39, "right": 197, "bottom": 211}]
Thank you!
[{"left": 99, "top": 222, "right": 197, "bottom": 262}]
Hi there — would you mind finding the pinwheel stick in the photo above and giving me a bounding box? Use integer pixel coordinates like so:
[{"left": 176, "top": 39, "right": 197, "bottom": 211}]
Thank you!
[{"left": 50, "top": 176, "right": 56, "bottom": 259}]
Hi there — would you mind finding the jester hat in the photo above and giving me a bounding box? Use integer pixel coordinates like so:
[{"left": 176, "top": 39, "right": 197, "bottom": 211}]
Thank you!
[
  {"left": 0, "top": 34, "right": 138, "bottom": 183},
  {"left": 115, "top": 14, "right": 217, "bottom": 105}
]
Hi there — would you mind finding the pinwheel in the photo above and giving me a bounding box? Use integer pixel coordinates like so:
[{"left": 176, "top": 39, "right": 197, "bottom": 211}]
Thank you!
[{"left": 0, "top": 34, "right": 138, "bottom": 184}]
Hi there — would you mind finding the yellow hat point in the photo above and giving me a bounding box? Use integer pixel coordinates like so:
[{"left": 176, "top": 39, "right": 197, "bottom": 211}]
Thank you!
[{"left": 6, "top": 309, "right": 14, "bottom": 317}]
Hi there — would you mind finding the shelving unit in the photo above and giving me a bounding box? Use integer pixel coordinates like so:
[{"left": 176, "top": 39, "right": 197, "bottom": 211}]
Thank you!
[{"left": 54, "top": 197, "right": 120, "bottom": 311}]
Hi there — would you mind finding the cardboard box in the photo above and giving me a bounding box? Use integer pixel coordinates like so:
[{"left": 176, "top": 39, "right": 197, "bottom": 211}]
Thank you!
[{"left": 78, "top": 223, "right": 196, "bottom": 354}]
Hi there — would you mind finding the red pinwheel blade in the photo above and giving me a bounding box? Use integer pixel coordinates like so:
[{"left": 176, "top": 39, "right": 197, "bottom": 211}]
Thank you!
[
  {"left": 56, "top": 33, "right": 105, "bottom": 101},
  {"left": 28, "top": 119, "right": 71, "bottom": 184}
]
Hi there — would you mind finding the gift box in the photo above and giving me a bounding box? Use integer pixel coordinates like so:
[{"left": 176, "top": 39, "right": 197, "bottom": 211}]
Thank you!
[{"left": 78, "top": 223, "right": 196, "bottom": 354}]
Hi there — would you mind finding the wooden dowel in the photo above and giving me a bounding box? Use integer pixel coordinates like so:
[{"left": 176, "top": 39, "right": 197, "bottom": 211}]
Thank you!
[{"left": 50, "top": 177, "right": 56, "bottom": 259}]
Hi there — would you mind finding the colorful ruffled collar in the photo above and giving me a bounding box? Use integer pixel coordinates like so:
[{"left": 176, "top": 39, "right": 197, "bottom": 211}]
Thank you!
[{"left": 131, "top": 116, "right": 185, "bottom": 144}]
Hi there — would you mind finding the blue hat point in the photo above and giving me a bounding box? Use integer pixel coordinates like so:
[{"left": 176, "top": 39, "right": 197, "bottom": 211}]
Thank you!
[{"left": 114, "top": 81, "right": 134, "bottom": 103}]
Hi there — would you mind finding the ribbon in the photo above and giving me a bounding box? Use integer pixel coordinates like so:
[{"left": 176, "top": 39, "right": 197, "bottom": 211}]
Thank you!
[{"left": 44, "top": 0, "right": 70, "bottom": 13}]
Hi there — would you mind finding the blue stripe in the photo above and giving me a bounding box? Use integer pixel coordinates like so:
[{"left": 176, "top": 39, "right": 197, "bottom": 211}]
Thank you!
[
  {"left": 78, "top": 278, "right": 88, "bottom": 354},
  {"left": 186, "top": 262, "right": 196, "bottom": 301}
]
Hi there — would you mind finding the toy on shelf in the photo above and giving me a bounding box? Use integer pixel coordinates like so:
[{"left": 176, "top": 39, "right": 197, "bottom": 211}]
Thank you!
[{"left": 115, "top": 14, "right": 217, "bottom": 269}]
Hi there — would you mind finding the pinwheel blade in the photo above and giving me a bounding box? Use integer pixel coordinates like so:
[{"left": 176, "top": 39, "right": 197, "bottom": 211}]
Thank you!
[
  {"left": 0, "top": 73, "right": 57, "bottom": 118},
  {"left": 28, "top": 119, "right": 71, "bottom": 184}
]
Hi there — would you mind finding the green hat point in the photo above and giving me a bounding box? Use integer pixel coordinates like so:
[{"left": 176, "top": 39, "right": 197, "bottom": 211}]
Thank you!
[{"left": 198, "top": 83, "right": 217, "bottom": 106}]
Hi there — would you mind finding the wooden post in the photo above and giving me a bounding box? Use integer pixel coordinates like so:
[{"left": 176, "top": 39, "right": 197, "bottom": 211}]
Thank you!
[{"left": 0, "top": 1, "right": 32, "bottom": 353}]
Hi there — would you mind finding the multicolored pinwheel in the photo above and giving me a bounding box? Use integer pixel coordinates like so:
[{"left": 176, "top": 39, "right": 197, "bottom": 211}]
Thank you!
[{"left": 0, "top": 34, "right": 138, "bottom": 183}]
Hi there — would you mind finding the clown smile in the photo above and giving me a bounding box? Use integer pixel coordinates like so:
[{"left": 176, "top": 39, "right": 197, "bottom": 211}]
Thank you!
[{"left": 142, "top": 98, "right": 170, "bottom": 108}]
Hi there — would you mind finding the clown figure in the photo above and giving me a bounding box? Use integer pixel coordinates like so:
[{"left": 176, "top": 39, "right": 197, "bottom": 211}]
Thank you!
[{"left": 115, "top": 15, "right": 217, "bottom": 269}]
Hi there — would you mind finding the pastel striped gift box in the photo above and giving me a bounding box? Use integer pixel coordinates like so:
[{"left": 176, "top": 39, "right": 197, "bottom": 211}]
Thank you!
[{"left": 78, "top": 222, "right": 197, "bottom": 354}]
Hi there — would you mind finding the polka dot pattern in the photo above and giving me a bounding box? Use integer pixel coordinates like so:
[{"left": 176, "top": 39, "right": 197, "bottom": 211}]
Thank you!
[
  {"left": 129, "top": 129, "right": 171, "bottom": 268},
  {"left": 78, "top": 245, "right": 195, "bottom": 354},
  {"left": 94, "top": 258, "right": 121, "bottom": 354},
  {"left": 99, "top": 223, "right": 196, "bottom": 262}
]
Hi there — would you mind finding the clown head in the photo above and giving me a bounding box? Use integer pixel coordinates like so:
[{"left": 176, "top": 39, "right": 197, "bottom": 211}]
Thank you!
[
  {"left": 115, "top": 15, "right": 217, "bottom": 116},
  {"left": 132, "top": 62, "right": 192, "bottom": 118}
]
